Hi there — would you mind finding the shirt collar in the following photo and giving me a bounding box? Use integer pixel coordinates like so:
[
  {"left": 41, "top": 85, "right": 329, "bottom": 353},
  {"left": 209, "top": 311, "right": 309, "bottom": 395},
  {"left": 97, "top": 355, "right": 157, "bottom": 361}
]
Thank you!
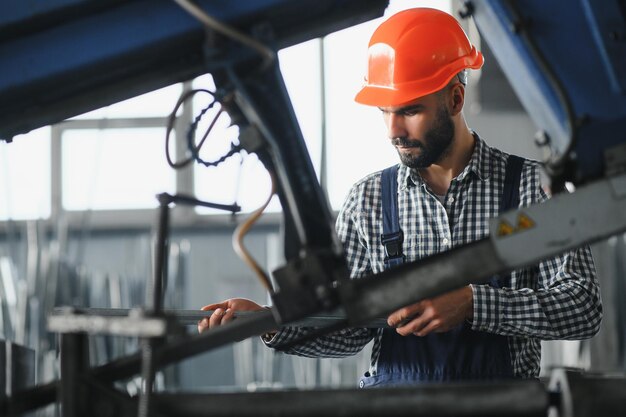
[
  {"left": 458, "top": 132, "right": 492, "bottom": 181},
  {"left": 400, "top": 132, "right": 491, "bottom": 190}
]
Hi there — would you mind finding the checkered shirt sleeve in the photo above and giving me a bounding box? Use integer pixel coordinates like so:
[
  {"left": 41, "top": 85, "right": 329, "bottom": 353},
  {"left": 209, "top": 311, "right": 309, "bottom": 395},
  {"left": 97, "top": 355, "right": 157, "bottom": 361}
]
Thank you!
[
  {"left": 470, "top": 162, "right": 603, "bottom": 340},
  {"left": 263, "top": 183, "right": 376, "bottom": 358}
]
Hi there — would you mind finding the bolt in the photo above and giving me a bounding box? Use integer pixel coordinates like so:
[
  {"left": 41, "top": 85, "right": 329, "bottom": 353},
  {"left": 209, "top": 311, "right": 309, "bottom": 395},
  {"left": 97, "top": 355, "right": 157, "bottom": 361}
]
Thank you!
[
  {"left": 534, "top": 130, "right": 550, "bottom": 147},
  {"left": 510, "top": 20, "right": 523, "bottom": 34}
]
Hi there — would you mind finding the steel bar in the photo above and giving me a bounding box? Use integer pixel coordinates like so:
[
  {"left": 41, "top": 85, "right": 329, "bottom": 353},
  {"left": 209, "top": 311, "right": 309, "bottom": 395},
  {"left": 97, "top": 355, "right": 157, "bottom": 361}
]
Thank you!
[
  {"left": 139, "top": 193, "right": 170, "bottom": 416},
  {"left": 343, "top": 173, "right": 626, "bottom": 325},
  {"left": 341, "top": 239, "right": 503, "bottom": 325},
  {"left": 0, "top": 381, "right": 55, "bottom": 416},
  {"left": 0, "top": 340, "right": 35, "bottom": 396},
  {"left": 138, "top": 338, "right": 156, "bottom": 417},
  {"left": 53, "top": 307, "right": 392, "bottom": 328},
  {"left": 59, "top": 333, "right": 89, "bottom": 417},
  {"left": 151, "top": 379, "right": 549, "bottom": 417},
  {"left": 151, "top": 194, "right": 170, "bottom": 313},
  {"left": 5, "top": 309, "right": 279, "bottom": 414},
  {"left": 164, "top": 193, "right": 240, "bottom": 212},
  {"left": 47, "top": 310, "right": 180, "bottom": 337},
  {"left": 95, "top": 309, "right": 279, "bottom": 382}
]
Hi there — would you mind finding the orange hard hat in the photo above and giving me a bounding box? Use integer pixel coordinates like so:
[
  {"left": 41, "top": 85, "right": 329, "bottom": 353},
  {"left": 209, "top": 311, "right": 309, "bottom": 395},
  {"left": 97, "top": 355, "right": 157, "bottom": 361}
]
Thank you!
[{"left": 355, "top": 8, "right": 484, "bottom": 107}]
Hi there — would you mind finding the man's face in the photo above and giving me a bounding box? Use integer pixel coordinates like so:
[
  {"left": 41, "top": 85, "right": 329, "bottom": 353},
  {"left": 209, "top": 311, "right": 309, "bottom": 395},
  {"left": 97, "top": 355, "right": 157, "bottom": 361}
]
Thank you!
[{"left": 380, "top": 94, "right": 455, "bottom": 169}]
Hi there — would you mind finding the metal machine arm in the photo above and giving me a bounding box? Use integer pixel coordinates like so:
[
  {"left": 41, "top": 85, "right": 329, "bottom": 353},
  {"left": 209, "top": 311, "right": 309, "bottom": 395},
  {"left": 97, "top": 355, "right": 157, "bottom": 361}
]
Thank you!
[{"left": 469, "top": 0, "right": 626, "bottom": 184}]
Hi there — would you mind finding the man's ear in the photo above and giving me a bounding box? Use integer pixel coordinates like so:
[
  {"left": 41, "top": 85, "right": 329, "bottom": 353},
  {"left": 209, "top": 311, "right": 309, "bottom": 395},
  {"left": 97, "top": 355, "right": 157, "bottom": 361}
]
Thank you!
[{"left": 448, "top": 83, "right": 465, "bottom": 116}]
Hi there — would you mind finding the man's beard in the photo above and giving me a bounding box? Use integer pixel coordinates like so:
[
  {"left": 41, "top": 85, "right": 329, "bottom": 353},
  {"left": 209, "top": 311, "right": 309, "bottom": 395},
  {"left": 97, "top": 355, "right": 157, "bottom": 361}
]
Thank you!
[{"left": 392, "top": 106, "right": 455, "bottom": 169}]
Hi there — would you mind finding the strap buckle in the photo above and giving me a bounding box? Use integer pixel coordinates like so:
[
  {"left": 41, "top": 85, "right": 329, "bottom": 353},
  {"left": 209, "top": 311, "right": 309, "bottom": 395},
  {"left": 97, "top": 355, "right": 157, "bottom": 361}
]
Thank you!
[{"left": 381, "top": 230, "right": 404, "bottom": 259}]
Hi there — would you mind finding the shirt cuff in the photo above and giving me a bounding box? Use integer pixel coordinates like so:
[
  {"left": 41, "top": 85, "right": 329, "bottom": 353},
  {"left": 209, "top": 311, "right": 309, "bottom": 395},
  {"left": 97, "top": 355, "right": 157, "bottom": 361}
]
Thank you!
[
  {"left": 260, "top": 328, "right": 291, "bottom": 348},
  {"left": 470, "top": 284, "right": 503, "bottom": 333}
]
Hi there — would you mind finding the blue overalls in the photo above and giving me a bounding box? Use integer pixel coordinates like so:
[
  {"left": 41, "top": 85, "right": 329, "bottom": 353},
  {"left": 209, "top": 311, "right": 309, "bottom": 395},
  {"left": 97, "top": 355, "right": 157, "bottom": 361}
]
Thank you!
[{"left": 360, "top": 155, "right": 524, "bottom": 387}]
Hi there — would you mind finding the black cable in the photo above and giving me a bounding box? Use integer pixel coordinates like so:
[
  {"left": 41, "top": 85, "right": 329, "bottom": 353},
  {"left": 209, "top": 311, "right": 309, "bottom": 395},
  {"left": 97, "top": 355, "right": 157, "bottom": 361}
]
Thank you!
[{"left": 172, "top": 0, "right": 275, "bottom": 66}]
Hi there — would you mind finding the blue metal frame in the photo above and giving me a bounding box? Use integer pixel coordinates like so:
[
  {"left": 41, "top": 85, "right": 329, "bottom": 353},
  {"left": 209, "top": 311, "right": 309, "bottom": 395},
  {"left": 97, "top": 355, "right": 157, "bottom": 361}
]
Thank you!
[
  {"left": 0, "top": 0, "right": 387, "bottom": 141},
  {"left": 472, "top": 0, "right": 626, "bottom": 183}
]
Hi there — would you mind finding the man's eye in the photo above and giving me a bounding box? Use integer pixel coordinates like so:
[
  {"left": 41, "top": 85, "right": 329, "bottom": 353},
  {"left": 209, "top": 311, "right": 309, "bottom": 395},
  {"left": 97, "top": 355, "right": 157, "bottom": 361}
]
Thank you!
[{"left": 402, "top": 109, "right": 419, "bottom": 117}]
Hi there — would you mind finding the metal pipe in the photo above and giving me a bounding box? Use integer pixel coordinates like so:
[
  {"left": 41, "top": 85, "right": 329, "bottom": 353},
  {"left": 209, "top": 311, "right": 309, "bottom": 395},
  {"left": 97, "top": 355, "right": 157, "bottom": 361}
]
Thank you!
[
  {"left": 151, "top": 194, "right": 170, "bottom": 313},
  {"left": 151, "top": 379, "right": 549, "bottom": 417},
  {"left": 57, "top": 307, "right": 392, "bottom": 328},
  {"left": 4, "top": 310, "right": 278, "bottom": 414},
  {"left": 59, "top": 333, "right": 89, "bottom": 417},
  {"left": 94, "top": 309, "right": 278, "bottom": 383},
  {"left": 341, "top": 239, "right": 504, "bottom": 324},
  {"left": 137, "top": 339, "right": 155, "bottom": 417}
]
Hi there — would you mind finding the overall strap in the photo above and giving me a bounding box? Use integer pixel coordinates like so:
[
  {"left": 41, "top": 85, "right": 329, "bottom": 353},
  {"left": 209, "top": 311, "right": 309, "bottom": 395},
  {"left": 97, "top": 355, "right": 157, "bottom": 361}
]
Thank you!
[
  {"left": 381, "top": 165, "right": 404, "bottom": 269},
  {"left": 380, "top": 156, "right": 524, "bottom": 270},
  {"left": 501, "top": 155, "right": 524, "bottom": 212},
  {"left": 489, "top": 155, "right": 525, "bottom": 289}
]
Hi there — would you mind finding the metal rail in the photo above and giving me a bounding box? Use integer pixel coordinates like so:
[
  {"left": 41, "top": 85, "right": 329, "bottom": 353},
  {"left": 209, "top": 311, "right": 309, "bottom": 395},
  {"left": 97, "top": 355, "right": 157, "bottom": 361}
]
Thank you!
[{"left": 50, "top": 307, "right": 393, "bottom": 329}]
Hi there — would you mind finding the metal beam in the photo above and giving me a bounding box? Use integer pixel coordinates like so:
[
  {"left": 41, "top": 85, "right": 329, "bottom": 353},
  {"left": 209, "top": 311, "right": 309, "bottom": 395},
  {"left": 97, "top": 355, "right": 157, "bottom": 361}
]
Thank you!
[
  {"left": 471, "top": 0, "right": 626, "bottom": 183},
  {"left": 0, "top": 0, "right": 388, "bottom": 141},
  {"left": 151, "top": 380, "right": 549, "bottom": 417},
  {"left": 342, "top": 172, "right": 626, "bottom": 324}
]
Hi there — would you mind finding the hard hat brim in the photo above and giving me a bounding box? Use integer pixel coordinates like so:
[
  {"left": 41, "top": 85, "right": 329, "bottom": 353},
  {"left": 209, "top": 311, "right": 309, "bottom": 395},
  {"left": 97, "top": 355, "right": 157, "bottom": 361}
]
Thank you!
[{"left": 355, "top": 50, "right": 484, "bottom": 107}]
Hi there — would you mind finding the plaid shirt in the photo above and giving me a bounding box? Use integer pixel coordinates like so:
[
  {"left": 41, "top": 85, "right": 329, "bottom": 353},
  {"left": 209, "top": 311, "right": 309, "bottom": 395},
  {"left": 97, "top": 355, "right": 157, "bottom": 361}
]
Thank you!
[{"left": 267, "top": 136, "right": 602, "bottom": 378}]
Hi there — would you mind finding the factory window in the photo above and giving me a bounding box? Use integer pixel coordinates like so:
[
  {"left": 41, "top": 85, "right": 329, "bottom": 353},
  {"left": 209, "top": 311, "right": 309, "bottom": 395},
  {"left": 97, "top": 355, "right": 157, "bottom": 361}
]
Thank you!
[
  {"left": 322, "top": 24, "right": 398, "bottom": 209},
  {"left": 53, "top": 84, "right": 182, "bottom": 213},
  {"left": 72, "top": 84, "right": 183, "bottom": 119},
  {"left": 191, "top": 74, "right": 281, "bottom": 214},
  {"left": 192, "top": 38, "right": 322, "bottom": 215},
  {"left": 0, "top": 127, "right": 51, "bottom": 220},
  {"left": 61, "top": 126, "right": 175, "bottom": 211}
]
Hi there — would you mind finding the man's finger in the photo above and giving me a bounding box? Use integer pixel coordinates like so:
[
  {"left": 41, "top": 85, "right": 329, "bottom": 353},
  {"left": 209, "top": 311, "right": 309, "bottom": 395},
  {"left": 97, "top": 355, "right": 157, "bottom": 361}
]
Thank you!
[
  {"left": 396, "top": 318, "right": 422, "bottom": 336},
  {"left": 396, "top": 312, "right": 431, "bottom": 336},
  {"left": 388, "top": 304, "right": 422, "bottom": 327},
  {"left": 197, "top": 318, "right": 209, "bottom": 334},
  {"left": 209, "top": 308, "right": 225, "bottom": 329},
  {"left": 201, "top": 303, "right": 227, "bottom": 311},
  {"left": 413, "top": 319, "right": 441, "bottom": 337},
  {"left": 221, "top": 309, "right": 235, "bottom": 324}
]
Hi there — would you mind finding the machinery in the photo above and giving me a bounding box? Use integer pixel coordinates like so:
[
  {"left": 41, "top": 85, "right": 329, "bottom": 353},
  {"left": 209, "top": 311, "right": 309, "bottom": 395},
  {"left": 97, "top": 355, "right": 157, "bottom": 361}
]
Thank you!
[{"left": 1, "top": 0, "right": 626, "bottom": 415}]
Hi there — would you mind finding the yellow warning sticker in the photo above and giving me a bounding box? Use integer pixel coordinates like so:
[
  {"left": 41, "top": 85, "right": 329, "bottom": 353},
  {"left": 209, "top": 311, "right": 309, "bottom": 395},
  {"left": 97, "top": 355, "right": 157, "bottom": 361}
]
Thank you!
[
  {"left": 516, "top": 213, "right": 535, "bottom": 230},
  {"left": 497, "top": 220, "right": 515, "bottom": 236},
  {"left": 497, "top": 213, "right": 535, "bottom": 237}
]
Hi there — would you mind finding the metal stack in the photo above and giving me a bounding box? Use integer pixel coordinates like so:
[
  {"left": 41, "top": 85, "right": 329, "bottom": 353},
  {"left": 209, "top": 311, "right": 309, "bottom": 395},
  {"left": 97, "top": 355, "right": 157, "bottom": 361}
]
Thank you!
[
  {"left": 0, "top": 339, "right": 35, "bottom": 398},
  {"left": 0, "top": 217, "right": 190, "bottom": 394}
]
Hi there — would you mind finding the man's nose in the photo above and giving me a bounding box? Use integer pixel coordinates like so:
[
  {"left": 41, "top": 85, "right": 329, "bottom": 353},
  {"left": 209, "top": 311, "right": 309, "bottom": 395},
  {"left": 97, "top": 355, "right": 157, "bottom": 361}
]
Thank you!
[{"left": 387, "top": 113, "right": 406, "bottom": 139}]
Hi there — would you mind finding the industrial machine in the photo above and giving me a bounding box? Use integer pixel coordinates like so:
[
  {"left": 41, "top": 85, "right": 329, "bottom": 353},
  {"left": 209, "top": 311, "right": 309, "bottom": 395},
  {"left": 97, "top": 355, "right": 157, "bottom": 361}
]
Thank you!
[{"left": 1, "top": 0, "right": 626, "bottom": 415}]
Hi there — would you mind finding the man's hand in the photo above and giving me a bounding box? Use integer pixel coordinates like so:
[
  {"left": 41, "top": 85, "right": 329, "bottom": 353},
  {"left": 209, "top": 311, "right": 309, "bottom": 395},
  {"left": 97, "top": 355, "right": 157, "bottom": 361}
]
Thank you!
[
  {"left": 197, "top": 298, "right": 265, "bottom": 333},
  {"left": 387, "top": 286, "right": 473, "bottom": 337}
]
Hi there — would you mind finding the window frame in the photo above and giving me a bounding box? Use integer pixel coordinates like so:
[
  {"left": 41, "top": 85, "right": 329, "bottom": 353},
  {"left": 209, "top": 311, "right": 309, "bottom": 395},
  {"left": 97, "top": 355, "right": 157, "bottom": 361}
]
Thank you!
[{"left": 0, "top": 0, "right": 451, "bottom": 231}]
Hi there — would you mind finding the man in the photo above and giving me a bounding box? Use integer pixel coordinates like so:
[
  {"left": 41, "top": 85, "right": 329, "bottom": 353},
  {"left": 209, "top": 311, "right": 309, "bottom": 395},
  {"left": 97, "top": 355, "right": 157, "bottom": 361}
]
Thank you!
[{"left": 199, "top": 8, "right": 602, "bottom": 386}]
